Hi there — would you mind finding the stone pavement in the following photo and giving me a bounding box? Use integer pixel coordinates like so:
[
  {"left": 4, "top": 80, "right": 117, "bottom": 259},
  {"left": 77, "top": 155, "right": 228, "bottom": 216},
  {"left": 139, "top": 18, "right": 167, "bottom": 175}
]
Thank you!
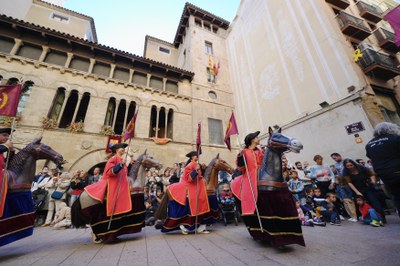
[{"left": 0, "top": 214, "right": 399, "bottom": 266}]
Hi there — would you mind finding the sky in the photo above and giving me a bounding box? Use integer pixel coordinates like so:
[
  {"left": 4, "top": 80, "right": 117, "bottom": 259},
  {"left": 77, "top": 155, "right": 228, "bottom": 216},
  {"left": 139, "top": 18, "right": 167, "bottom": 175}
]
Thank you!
[{"left": 55, "top": 0, "right": 241, "bottom": 56}]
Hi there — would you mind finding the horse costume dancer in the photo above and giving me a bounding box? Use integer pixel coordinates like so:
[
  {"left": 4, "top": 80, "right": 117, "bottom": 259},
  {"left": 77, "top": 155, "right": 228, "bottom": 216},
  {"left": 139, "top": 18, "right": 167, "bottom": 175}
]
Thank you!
[
  {"left": 158, "top": 152, "right": 233, "bottom": 234},
  {"left": 71, "top": 147, "right": 162, "bottom": 243},
  {"left": 231, "top": 128, "right": 305, "bottom": 247},
  {"left": 0, "top": 137, "right": 64, "bottom": 246}
]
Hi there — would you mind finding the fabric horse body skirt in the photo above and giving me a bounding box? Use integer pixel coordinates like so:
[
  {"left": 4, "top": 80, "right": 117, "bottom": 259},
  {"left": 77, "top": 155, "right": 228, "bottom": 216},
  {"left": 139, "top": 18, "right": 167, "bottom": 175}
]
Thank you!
[
  {"left": 162, "top": 195, "right": 220, "bottom": 233},
  {"left": 80, "top": 193, "right": 145, "bottom": 242},
  {"left": 240, "top": 189, "right": 305, "bottom": 247},
  {"left": 0, "top": 191, "right": 35, "bottom": 247}
]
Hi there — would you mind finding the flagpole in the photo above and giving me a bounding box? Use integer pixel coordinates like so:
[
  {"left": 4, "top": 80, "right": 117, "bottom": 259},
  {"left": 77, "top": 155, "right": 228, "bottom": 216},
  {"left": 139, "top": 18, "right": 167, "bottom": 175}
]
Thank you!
[
  {"left": 236, "top": 134, "right": 264, "bottom": 233},
  {"left": 0, "top": 117, "right": 16, "bottom": 211},
  {"left": 195, "top": 121, "right": 201, "bottom": 235},
  {"left": 107, "top": 137, "right": 131, "bottom": 230}
]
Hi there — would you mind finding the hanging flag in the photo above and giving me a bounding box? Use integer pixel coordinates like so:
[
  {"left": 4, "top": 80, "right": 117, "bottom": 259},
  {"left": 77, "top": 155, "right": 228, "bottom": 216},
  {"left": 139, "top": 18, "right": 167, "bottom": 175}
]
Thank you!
[
  {"left": 106, "top": 135, "right": 122, "bottom": 153},
  {"left": 224, "top": 112, "right": 239, "bottom": 151},
  {"left": 385, "top": 5, "right": 400, "bottom": 47},
  {"left": 124, "top": 109, "right": 139, "bottom": 140},
  {"left": 0, "top": 84, "right": 22, "bottom": 117},
  {"left": 214, "top": 61, "right": 221, "bottom": 76},
  {"left": 196, "top": 122, "right": 202, "bottom": 156}
]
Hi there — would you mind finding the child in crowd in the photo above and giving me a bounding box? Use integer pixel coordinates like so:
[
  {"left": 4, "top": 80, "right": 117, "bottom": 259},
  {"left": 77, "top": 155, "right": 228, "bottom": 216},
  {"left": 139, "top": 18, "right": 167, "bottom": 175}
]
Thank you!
[
  {"left": 295, "top": 200, "right": 313, "bottom": 227},
  {"left": 335, "top": 176, "right": 358, "bottom": 222},
  {"left": 302, "top": 187, "right": 325, "bottom": 226},
  {"left": 320, "top": 193, "right": 341, "bottom": 225},
  {"left": 356, "top": 195, "right": 383, "bottom": 227},
  {"left": 219, "top": 183, "right": 235, "bottom": 206},
  {"left": 288, "top": 169, "right": 306, "bottom": 205}
]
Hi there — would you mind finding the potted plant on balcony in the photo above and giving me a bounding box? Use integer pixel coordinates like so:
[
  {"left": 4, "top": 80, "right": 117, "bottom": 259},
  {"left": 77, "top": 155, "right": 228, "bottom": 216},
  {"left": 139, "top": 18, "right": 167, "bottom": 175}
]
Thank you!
[
  {"left": 41, "top": 117, "right": 58, "bottom": 129},
  {"left": 100, "top": 125, "right": 115, "bottom": 136},
  {"left": 68, "top": 120, "right": 84, "bottom": 133},
  {"left": 1, "top": 116, "right": 21, "bottom": 127}
]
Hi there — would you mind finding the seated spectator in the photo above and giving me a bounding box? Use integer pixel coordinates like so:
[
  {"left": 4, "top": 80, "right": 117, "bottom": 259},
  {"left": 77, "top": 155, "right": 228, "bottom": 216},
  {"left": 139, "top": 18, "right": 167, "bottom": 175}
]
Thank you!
[
  {"left": 50, "top": 201, "right": 71, "bottom": 229},
  {"left": 288, "top": 169, "right": 306, "bottom": 205},
  {"left": 320, "top": 193, "right": 341, "bottom": 225},
  {"left": 295, "top": 200, "right": 313, "bottom": 227},
  {"left": 342, "top": 158, "right": 386, "bottom": 223},
  {"left": 335, "top": 176, "right": 357, "bottom": 222},
  {"left": 356, "top": 195, "right": 383, "bottom": 227},
  {"left": 219, "top": 183, "right": 235, "bottom": 206}
]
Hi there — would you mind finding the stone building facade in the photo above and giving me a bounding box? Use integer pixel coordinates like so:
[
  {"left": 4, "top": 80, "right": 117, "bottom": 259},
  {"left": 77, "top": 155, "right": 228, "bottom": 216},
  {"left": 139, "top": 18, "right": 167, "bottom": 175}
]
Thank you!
[
  {"left": 227, "top": 0, "right": 400, "bottom": 163},
  {"left": 0, "top": 2, "right": 236, "bottom": 172}
]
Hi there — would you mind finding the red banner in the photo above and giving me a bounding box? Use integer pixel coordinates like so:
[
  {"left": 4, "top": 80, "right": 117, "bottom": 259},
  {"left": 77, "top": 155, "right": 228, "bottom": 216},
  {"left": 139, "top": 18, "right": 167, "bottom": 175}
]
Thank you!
[
  {"left": 124, "top": 108, "right": 139, "bottom": 140},
  {"left": 106, "top": 135, "right": 122, "bottom": 153},
  {"left": 224, "top": 112, "right": 239, "bottom": 151},
  {"left": 0, "top": 84, "right": 22, "bottom": 117}
]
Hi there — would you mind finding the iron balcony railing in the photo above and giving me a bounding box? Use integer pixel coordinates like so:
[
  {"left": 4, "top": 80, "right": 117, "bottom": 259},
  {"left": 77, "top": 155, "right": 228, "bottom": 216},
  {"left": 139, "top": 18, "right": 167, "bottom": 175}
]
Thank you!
[
  {"left": 356, "top": 0, "right": 384, "bottom": 17},
  {"left": 375, "top": 28, "right": 395, "bottom": 44},
  {"left": 325, "top": 0, "right": 350, "bottom": 9},
  {"left": 359, "top": 48, "right": 399, "bottom": 70},
  {"left": 337, "top": 12, "right": 370, "bottom": 32}
]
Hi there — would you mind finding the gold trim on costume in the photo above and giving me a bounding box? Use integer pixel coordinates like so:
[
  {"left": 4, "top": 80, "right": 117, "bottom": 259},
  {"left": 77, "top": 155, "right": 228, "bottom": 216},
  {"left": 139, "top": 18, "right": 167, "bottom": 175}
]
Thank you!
[
  {"left": 96, "top": 222, "right": 144, "bottom": 236},
  {"left": 247, "top": 227, "right": 303, "bottom": 236},
  {"left": 91, "top": 210, "right": 145, "bottom": 227},
  {"left": 0, "top": 225, "right": 34, "bottom": 238}
]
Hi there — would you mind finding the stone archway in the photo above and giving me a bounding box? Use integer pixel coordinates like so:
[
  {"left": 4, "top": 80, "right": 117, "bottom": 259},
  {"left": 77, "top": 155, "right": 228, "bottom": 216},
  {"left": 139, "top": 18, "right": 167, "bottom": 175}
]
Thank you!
[{"left": 67, "top": 148, "right": 109, "bottom": 173}]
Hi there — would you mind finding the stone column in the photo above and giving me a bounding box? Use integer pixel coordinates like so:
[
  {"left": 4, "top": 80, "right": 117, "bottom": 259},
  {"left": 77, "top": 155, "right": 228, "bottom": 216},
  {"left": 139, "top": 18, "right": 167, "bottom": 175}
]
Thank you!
[
  {"left": 109, "top": 64, "right": 116, "bottom": 79},
  {"left": 57, "top": 89, "right": 71, "bottom": 125},
  {"left": 71, "top": 93, "right": 83, "bottom": 123},
  {"left": 163, "top": 78, "right": 167, "bottom": 91},
  {"left": 155, "top": 106, "right": 160, "bottom": 138},
  {"left": 164, "top": 110, "right": 169, "bottom": 138},
  {"left": 146, "top": 74, "right": 151, "bottom": 88},
  {"left": 129, "top": 69, "right": 134, "bottom": 83},
  {"left": 38, "top": 46, "right": 49, "bottom": 62},
  {"left": 123, "top": 101, "right": 129, "bottom": 131},
  {"left": 88, "top": 58, "right": 95, "bottom": 74},
  {"left": 10, "top": 39, "right": 23, "bottom": 55},
  {"left": 65, "top": 52, "right": 74, "bottom": 68},
  {"left": 112, "top": 99, "right": 120, "bottom": 129}
]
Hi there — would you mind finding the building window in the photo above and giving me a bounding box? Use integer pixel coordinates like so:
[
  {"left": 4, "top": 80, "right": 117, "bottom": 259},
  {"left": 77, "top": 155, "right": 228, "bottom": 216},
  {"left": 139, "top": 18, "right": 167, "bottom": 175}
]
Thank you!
[
  {"left": 159, "top": 47, "right": 170, "bottom": 54},
  {"left": 51, "top": 13, "right": 69, "bottom": 23},
  {"left": 59, "top": 90, "right": 78, "bottom": 128},
  {"left": 149, "top": 105, "right": 158, "bottom": 137},
  {"left": 114, "top": 99, "right": 126, "bottom": 135},
  {"left": 195, "top": 18, "right": 202, "bottom": 27},
  {"left": 150, "top": 76, "right": 163, "bottom": 90},
  {"left": 149, "top": 106, "right": 174, "bottom": 138},
  {"left": 48, "top": 87, "right": 66, "bottom": 120},
  {"left": 212, "top": 27, "right": 218, "bottom": 34},
  {"left": 207, "top": 68, "right": 215, "bottom": 83},
  {"left": 75, "top": 92, "right": 90, "bottom": 123},
  {"left": 208, "top": 118, "right": 224, "bottom": 145},
  {"left": 166, "top": 81, "right": 178, "bottom": 93},
  {"left": 104, "top": 98, "right": 116, "bottom": 126},
  {"left": 208, "top": 91, "right": 217, "bottom": 100},
  {"left": 204, "top": 23, "right": 211, "bottom": 32},
  {"left": 205, "top": 41, "right": 213, "bottom": 55}
]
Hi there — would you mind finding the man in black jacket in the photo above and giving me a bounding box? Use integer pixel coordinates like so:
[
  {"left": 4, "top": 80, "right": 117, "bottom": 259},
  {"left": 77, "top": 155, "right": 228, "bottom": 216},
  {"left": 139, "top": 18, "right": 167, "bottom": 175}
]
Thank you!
[{"left": 366, "top": 122, "right": 400, "bottom": 218}]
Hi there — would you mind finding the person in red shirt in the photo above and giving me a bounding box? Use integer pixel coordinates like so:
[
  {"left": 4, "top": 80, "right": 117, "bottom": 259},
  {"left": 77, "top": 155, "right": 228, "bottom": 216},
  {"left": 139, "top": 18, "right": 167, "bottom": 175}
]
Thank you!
[{"left": 356, "top": 195, "right": 383, "bottom": 227}]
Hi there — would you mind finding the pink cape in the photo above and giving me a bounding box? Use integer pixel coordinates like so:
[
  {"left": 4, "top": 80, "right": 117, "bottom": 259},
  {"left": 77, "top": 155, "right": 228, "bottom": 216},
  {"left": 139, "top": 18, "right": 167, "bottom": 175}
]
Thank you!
[
  {"left": 85, "top": 155, "right": 132, "bottom": 216},
  {"left": 231, "top": 148, "right": 264, "bottom": 215},
  {"left": 168, "top": 161, "right": 210, "bottom": 215}
]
